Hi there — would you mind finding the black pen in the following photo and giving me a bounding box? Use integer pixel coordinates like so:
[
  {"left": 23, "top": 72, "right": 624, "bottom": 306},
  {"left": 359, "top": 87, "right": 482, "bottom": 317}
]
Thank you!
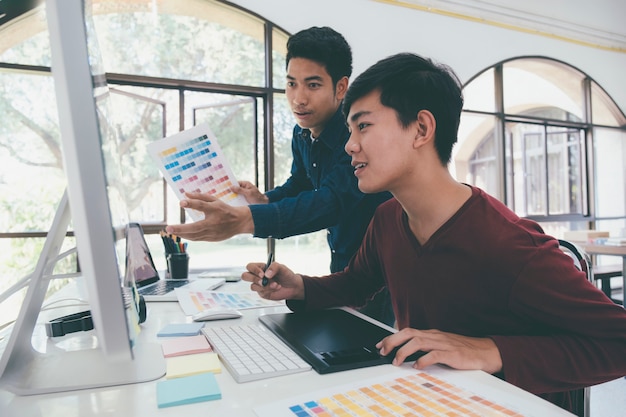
[{"left": 261, "top": 252, "right": 273, "bottom": 286}]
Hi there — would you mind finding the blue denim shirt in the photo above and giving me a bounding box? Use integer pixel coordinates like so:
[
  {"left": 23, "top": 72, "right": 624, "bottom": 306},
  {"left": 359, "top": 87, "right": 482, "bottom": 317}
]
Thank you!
[{"left": 249, "top": 106, "right": 392, "bottom": 272}]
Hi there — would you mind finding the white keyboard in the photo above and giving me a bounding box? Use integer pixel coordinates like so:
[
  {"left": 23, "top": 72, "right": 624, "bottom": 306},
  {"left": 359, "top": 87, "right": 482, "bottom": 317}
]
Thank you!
[{"left": 202, "top": 323, "right": 311, "bottom": 383}]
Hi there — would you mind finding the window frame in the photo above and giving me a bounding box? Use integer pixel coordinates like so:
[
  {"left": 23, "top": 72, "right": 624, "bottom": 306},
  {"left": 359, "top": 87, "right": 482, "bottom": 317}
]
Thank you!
[
  {"left": 459, "top": 57, "right": 626, "bottom": 230},
  {"left": 0, "top": 4, "right": 288, "bottom": 239}
]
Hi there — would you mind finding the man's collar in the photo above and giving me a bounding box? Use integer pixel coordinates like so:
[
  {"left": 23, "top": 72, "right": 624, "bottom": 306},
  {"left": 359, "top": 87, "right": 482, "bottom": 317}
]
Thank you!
[{"left": 298, "top": 105, "right": 347, "bottom": 149}]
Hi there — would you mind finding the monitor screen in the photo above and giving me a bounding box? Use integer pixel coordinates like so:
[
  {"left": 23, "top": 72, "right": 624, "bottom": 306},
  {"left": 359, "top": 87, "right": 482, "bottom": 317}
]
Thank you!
[{"left": 0, "top": 0, "right": 164, "bottom": 395}]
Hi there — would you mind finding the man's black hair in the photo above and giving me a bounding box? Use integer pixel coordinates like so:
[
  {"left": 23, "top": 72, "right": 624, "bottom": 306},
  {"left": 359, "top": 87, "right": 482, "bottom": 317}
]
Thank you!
[
  {"left": 343, "top": 53, "right": 463, "bottom": 164},
  {"left": 286, "top": 26, "right": 352, "bottom": 85}
]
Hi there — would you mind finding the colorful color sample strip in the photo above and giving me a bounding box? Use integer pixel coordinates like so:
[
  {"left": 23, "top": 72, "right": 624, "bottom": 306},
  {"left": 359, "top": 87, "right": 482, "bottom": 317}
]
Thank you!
[
  {"left": 192, "top": 291, "right": 281, "bottom": 310},
  {"left": 175, "top": 289, "right": 283, "bottom": 316},
  {"left": 281, "top": 372, "right": 525, "bottom": 417},
  {"left": 148, "top": 123, "right": 247, "bottom": 221}
]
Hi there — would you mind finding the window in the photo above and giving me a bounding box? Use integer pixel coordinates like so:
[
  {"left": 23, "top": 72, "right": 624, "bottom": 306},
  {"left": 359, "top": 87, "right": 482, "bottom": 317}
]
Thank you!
[
  {"left": 0, "top": 0, "right": 331, "bottom": 329},
  {"left": 455, "top": 57, "right": 626, "bottom": 238}
]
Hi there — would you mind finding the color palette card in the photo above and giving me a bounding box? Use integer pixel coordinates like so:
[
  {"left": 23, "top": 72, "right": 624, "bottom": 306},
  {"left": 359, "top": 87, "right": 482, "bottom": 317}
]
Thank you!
[
  {"left": 156, "top": 372, "right": 221, "bottom": 408},
  {"left": 160, "top": 334, "right": 213, "bottom": 358},
  {"left": 147, "top": 123, "right": 248, "bottom": 222},
  {"left": 254, "top": 366, "right": 541, "bottom": 417},
  {"left": 176, "top": 289, "right": 284, "bottom": 316},
  {"left": 166, "top": 352, "right": 221, "bottom": 379}
]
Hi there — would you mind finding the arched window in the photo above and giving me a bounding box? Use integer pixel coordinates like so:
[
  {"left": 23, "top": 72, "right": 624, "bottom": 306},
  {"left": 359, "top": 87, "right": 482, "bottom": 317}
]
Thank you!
[
  {"left": 0, "top": 0, "right": 330, "bottom": 327},
  {"left": 454, "top": 57, "right": 626, "bottom": 238}
]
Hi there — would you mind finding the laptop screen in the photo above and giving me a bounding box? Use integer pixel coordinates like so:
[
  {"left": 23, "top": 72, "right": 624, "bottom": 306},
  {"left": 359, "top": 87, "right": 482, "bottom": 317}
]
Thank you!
[{"left": 125, "top": 223, "right": 160, "bottom": 288}]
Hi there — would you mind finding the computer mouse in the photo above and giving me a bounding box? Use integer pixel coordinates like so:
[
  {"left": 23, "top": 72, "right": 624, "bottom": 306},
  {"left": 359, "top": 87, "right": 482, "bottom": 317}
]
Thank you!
[
  {"left": 385, "top": 345, "right": 427, "bottom": 363},
  {"left": 192, "top": 309, "right": 243, "bottom": 321}
]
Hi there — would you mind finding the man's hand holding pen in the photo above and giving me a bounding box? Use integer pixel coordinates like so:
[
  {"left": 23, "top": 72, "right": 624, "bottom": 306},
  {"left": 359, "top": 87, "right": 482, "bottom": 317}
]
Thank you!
[{"left": 242, "top": 258, "right": 305, "bottom": 301}]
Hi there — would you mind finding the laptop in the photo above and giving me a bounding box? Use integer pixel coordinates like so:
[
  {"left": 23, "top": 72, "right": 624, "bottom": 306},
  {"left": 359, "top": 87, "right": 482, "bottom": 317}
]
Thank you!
[
  {"left": 125, "top": 223, "right": 224, "bottom": 302},
  {"left": 259, "top": 308, "right": 426, "bottom": 374}
]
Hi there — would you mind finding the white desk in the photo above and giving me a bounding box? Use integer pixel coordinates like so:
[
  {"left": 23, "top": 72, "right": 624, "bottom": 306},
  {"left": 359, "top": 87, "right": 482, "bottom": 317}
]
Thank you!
[{"left": 0, "top": 281, "right": 574, "bottom": 417}]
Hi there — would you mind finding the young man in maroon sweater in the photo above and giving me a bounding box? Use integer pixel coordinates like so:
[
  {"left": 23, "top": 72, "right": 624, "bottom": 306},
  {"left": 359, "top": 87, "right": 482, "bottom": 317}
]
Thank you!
[{"left": 243, "top": 52, "right": 626, "bottom": 415}]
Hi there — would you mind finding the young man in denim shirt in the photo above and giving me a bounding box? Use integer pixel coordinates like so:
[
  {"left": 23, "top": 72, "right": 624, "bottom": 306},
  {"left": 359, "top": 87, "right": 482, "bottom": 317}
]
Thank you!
[{"left": 167, "top": 27, "right": 393, "bottom": 325}]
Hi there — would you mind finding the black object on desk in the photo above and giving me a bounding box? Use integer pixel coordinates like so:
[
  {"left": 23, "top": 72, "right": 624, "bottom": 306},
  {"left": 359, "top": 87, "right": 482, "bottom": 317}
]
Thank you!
[
  {"left": 259, "top": 308, "right": 425, "bottom": 374},
  {"left": 45, "top": 295, "right": 146, "bottom": 337}
]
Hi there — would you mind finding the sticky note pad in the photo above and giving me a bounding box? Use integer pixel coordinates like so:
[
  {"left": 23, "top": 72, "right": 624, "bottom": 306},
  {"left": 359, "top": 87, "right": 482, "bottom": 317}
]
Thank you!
[
  {"left": 157, "top": 322, "right": 204, "bottom": 337},
  {"left": 166, "top": 352, "right": 221, "bottom": 379},
  {"left": 161, "top": 334, "right": 213, "bottom": 358},
  {"left": 157, "top": 372, "right": 221, "bottom": 408}
]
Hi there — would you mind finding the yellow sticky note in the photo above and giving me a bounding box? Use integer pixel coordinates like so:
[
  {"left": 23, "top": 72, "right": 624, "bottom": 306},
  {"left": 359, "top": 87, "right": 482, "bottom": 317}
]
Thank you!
[{"left": 166, "top": 352, "right": 221, "bottom": 379}]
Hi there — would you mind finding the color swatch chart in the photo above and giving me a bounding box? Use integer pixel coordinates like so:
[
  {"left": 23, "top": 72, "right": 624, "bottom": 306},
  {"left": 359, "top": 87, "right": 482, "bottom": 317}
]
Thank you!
[
  {"left": 256, "top": 370, "right": 530, "bottom": 417},
  {"left": 176, "top": 289, "right": 283, "bottom": 316},
  {"left": 148, "top": 123, "right": 247, "bottom": 221}
]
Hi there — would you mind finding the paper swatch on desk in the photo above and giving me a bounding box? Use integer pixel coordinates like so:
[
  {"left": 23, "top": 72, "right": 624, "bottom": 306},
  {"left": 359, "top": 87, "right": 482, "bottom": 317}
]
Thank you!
[
  {"left": 166, "top": 352, "right": 221, "bottom": 379},
  {"left": 147, "top": 123, "right": 248, "bottom": 222},
  {"left": 157, "top": 372, "right": 221, "bottom": 408},
  {"left": 161, "top": 334, "right": 213, "bottom": 357},
  {"left": 176, "top": 289, "right": 284, "bottom": 316},
  {"left": 157, "top": 322, "right": 204, "bottom": 337},
  {"left": 254, "top": 366, "right": 550, "bottom": 417}
]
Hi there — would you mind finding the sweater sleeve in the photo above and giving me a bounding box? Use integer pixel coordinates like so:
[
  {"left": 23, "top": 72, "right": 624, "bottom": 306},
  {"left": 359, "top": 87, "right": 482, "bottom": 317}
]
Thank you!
[
  {"left": 491, "top": 244, "right": 626, "bottom": 393},
  {"left": 285, "top": 216, "right": 386, "bottom": 311}
]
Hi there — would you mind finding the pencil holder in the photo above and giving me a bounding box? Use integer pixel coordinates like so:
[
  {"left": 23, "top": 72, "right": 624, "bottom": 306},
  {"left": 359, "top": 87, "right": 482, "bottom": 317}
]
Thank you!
[{"left": 167, "top": 253, "right": 189, "bottom": 279}]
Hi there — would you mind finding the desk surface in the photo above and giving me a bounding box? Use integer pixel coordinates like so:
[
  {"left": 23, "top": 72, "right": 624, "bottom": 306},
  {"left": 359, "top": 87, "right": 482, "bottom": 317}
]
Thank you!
[{"left": 0, "top": 281, "right": 574, "bottom": 417}]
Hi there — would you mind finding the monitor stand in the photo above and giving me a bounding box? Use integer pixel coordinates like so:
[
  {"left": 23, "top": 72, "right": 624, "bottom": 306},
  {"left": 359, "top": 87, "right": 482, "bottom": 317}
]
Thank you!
[{"left": 0, "top": 191, "right": 165, "bottom": 395}]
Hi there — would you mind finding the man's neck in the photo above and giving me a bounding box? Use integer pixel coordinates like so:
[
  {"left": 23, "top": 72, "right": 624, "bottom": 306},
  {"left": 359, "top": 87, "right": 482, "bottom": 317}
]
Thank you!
[{"left": 400, "top": 178, "right": 472, "bottom": 246}]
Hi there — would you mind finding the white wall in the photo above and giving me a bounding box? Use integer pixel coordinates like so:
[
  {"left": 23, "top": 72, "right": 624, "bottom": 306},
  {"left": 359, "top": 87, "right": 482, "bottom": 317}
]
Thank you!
[{"left": 230, "top": 0, "right": 626, "bottom": 115}]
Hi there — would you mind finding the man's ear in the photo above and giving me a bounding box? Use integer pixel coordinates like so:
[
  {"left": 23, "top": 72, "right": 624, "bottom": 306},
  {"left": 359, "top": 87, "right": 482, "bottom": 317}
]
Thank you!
[
  {"left": 414, "top": 110, "right": 436, "bottom": 146},
  {"left": 335, "top": 76, "right": 349, "bottom": 100}
]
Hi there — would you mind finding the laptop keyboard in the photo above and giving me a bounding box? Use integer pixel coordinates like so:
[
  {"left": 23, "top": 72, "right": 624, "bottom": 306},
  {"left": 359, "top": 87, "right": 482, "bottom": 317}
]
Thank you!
[
  {"left": 202, "top": 323, "right": 311, "bottom": 383},
  {"left": 138, "top": 280, "right": 189, "bottom": 296}
]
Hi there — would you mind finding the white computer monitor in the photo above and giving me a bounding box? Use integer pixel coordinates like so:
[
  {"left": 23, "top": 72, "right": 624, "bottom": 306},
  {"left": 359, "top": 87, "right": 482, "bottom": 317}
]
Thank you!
[{"left": 0, "top": 0, "right": 164, "bottom": 394}]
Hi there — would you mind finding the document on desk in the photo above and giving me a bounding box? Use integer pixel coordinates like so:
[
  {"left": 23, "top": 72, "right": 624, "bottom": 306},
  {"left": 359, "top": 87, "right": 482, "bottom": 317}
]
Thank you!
[
  {"left": 175, "top": 288, "right": 283, "bottom": 316},
  {"left": 254, "top": 365, "right": 574, "bottom": 417},
  {"left": 147, "top": 123, "right": 248, "bottom": 222},
  {"left": 605, "top": 237, "right": 626, "bottom": 246}
]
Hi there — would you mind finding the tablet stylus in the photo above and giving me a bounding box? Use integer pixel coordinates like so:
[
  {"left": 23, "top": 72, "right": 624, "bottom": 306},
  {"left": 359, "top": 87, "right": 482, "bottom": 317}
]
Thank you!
[{"left": 261, "top": 252, "right": 273, "bottom": 286}]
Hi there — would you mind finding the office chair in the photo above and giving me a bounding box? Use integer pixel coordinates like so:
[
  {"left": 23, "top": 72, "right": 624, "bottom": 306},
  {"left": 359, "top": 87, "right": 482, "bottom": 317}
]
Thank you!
[{"left": 558, "top": 239, "right": 592, "bottom": 417}]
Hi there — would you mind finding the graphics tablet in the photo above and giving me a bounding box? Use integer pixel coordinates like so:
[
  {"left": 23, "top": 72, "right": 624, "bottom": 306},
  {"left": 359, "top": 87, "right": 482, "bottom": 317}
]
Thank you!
[{"left": 259, "top": 308, "right": 425, "bottom": 374}]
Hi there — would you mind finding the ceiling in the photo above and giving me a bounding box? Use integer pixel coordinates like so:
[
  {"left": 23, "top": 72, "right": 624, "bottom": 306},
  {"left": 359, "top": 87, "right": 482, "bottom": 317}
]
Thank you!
[{"left": 375, "top": 0, "right": 626, "bottom": 52}]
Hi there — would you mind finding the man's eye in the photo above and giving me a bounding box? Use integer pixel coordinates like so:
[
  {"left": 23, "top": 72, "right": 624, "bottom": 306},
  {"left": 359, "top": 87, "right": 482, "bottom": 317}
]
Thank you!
[
  {"left": 358, "top": 123, "right": 369, "bottom": 130},
  {"left": 309, "top": 83, "right": 321, "bottom": 88},
  {"left": 286, "top": 81, "right": 295, "bottom": 87}
]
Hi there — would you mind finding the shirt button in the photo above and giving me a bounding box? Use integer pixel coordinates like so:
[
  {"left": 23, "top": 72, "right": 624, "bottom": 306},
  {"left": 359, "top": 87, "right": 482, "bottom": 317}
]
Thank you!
[
  {"left": 312, "top": 162, "right": 317, "bottom": 168},
  {"left": 332, "top": 249, "right": 336, "bottom": 253},
  {"left": 327, "top": 230, "right": 331, "bottom": 234}
]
